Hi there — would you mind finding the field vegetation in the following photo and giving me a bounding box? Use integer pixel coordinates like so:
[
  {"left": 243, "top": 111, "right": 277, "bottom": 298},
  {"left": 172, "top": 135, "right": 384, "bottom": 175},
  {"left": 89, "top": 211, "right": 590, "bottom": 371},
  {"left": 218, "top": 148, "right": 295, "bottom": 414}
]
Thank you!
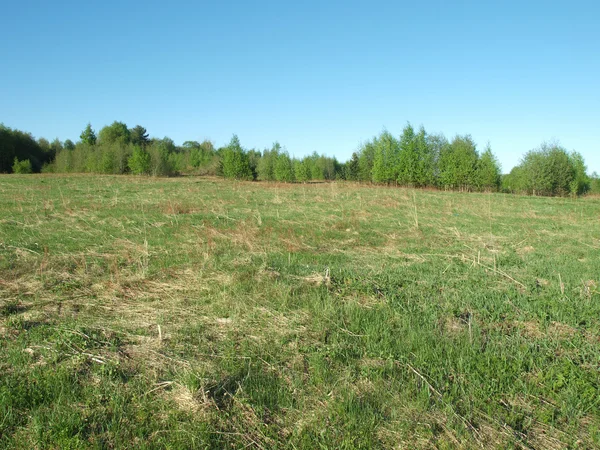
[
  {"left": 2, "top": 122, "right": 599, "bottom": 197},
  {"left": 1, "top": 175, "right": 599, "bottom": 448}
]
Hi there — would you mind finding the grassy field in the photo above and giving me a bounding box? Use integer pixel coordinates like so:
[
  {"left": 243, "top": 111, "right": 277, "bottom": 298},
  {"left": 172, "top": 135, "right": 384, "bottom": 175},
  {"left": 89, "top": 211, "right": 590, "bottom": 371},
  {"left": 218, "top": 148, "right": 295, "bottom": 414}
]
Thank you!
[{"left": 1, "top": 174, "right": 599, "bottom": 449}]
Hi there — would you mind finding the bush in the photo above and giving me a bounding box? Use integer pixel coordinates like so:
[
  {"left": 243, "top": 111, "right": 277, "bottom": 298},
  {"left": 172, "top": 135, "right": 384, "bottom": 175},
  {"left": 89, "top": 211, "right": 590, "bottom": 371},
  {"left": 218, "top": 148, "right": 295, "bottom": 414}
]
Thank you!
[
  {"left": 128, "top": 147, "right": 151, "bottom": 175},
  {"left": 12, "top": 158, "right": 32, "bottom": 174}
]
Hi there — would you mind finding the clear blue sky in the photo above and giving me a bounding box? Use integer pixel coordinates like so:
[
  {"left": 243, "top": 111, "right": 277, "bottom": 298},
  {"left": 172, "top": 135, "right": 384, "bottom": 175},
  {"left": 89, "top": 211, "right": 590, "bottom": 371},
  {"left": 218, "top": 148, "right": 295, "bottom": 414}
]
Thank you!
[{"left": 2, "top": 0, "right": 599, "bottom": 173}]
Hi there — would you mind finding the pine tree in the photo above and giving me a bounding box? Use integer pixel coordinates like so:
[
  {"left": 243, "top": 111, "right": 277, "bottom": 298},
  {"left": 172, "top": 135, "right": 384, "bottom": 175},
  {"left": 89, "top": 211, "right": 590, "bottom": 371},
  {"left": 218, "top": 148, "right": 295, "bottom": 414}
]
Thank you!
[
  {"left": 294, "top": 159, "right": 311, "bottom": 183},
  {"left": 345, "top": 152, "right": 359, "bottom": 181},
  {"left": 397, "top": 124, "right": 417, "bottom": 186},
  {"left": 222, "top": 135, "right": 253, "bottom": 180},
  {"left": 79, "top": 123, "right": 97, "bottom": 146},
  {"left": 477, "top": 143, "right": 501, "bottom": 191},
  {"left": 274, "top": 151, "right": 294, "bottom": 182}
]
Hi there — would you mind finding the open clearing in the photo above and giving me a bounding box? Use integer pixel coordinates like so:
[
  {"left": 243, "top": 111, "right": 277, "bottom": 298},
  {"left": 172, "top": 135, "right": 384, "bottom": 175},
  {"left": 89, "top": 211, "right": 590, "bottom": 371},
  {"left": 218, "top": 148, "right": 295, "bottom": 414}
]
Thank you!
[{"left": 1, "top": 174, "right": 599, "bottom": 449}]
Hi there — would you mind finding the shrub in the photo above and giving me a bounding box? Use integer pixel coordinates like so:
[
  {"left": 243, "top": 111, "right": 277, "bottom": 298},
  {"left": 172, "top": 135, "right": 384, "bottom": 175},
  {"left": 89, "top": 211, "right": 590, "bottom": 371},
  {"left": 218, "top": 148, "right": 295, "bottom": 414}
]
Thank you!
[
  {"left": 128, "top": 147, "right": 151, "bottom": 175},
  {"left": 12, "top": 158, "right": 33, "bottom": 174}
]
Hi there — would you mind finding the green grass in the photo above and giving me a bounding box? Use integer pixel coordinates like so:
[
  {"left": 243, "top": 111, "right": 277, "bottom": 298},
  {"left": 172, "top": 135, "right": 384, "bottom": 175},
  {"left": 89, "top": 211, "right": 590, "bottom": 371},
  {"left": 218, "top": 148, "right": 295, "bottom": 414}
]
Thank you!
[{"left": 1, "top": 174, "right": 599, "bottom": 449}]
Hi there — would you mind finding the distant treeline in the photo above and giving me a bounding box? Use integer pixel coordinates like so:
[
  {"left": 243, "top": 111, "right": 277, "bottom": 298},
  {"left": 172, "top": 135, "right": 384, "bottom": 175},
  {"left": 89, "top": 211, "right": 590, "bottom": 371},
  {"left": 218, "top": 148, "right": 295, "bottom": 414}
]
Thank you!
[{"left": 1, "top": 122, "right": 598, "bottom": 197}]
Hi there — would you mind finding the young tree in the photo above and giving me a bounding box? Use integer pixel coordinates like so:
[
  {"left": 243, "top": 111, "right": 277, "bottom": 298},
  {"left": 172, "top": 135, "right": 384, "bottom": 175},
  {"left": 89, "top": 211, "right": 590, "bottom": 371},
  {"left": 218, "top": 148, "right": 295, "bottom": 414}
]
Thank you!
[
  {"left": 357, "top": 141, "right": 376, "bottom": 182},
  {"left": 345, "top": 152, "right": 360, "bottom": 181},
  {"left": 0, "top": 124, "right": 47, "bottom": 173},
  {"left": 413, "top": 126, "right": 436, "bottom": 187},
  {"left": 257, "top": 142, "right": 280, "bottom": 181},
  {"left": 48, "top": 138, "right": 63, "bottom": 160},
  {"left": 128, "top": 146, "right": 151, "bottom": 175},
  {"left": 569, "top": 151, "right": 590, "bottom": 196},
  {"left": 397, "top": 123, "right": 417, "bottom": 186},
  {"left": 247, "top": 149, "right": 261, "bottom": 179},
  {"left": 438, "top": 135, "right": 479, "bottom": 190},
  {"left": 222, "top": 135, "right": 253, "bottom": 180},
  {"left": 477, "top": 143, "right": 501, "bottom": 191},
  {"left": 12, "top": 158, "right": 33, "bottom": 174},
  {"left": 372, "top": 130, "right": 400, "bottom": 184},
  {"left": 80, "top": 123, "right": 97, "bottom": 146},
  {"left": 590, "top": 172, "right": 600, "bottom": 195},
  {"left": 516, "top": 142, "right": 576, "bottom": 196},
  {"left": 274, "top": 151, "right": 294, "bottom": 182},
  {"left": 294, "top": 159, "right": 311, "bottom": 183}
]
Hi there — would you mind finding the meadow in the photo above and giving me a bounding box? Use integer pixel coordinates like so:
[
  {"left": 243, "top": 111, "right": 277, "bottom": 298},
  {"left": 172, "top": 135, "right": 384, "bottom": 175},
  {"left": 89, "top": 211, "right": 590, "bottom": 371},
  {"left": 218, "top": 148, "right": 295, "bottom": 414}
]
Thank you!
[{"left": 1, "top": 174, "right": 599, "bottom": 449}]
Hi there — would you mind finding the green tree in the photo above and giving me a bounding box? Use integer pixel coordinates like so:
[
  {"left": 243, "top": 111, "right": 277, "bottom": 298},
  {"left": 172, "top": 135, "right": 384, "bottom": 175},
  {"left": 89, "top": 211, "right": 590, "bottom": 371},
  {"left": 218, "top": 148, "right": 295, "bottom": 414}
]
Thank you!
[
  {"left": 257, "top": 142, "right": 281, "bottom": 181},
  {"left": 477, "top": 143, "right": 501, "bottom": 191},
  {"left": 0, "top": 124, "right": 48, "bottom": 173},
  {"left": 80, "top": 123, "right": 97, "bottom": 146},
  {"left": 397, "top": 124, "right": 418, "bottom": 186},
  {"left": 438, "top": 135, "right": 479, "bottom": 190},
  {"left": 590, "top": 172, "right": 600, "bottom": 195},
  {"left": 345, "top": 152, "right": 360, "bottom": 181},
  {"left": 98, "top": 121, "right": 130, "bottom": 145},
  {"left": 64, "top": 139, "right": 75, "bottom": 150},
  {"left": 130, "top": 125, "right": 150, "bottom": 147},
  {"left": 247, "top": 149, "right": 261, "bottom": 180},
  {"left": 515, "top": 142, "right": 576, "bottom": 196},
  {"left": 274, "top": 151, "right": 294, "bottom": 182},
  {"left": 48, "top": 138, "right": 63, "bottom": 160},
  {"left": 294, "top": 159, "right": 311, "bottom": 183},
  {"left": 569, "top": 151, "right": 590, "bottom": 196},
  {"left": 12, "top": 158, "right": 33, "bottom": 174},
  {"left": 148, "top": 140, "right": 174, "bottom": 176},
  {"left": 372, "top": 130, "right": 399, "bottom": 184},
  {"left": 128, "top": 146, "right": 151, "bottom": 175},
  {"left": 357, "top": 141, "right": 376, "bottom": 182},
  {"left": 222, "top": 135, "right": 253, "bottom": 180}
]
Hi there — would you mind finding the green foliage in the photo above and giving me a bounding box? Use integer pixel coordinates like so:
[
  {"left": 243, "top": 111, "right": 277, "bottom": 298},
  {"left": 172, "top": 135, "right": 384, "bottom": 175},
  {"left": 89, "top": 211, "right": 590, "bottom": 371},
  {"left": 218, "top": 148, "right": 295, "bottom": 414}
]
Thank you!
[
  {"left": 438, "top": 135, "right": 480, "bottom": 190},
  {"left": 185, "top": 140, "right": 218, "bottom": 174},
  {"left": 247, "top": 149, "right": 261, "bottom": 180},
  {"left": 345, "top": 152, "right": 360, "bottom": 181},
  {"left": 357, "top": 141, "right": 376, "bottom": 182},
  {"left": 12, "top": 158, "right": 33, "bottom": 174},
  {"left": 257, "top": 143, "right": 280, "bottom": 181},
  {"left": 98, "top": 121, "right": 131, "bottom": 145},
  {"left": 0, "top": 124, "right": 49, "bottom": 173},
  {"left": 590, "top": 172, "right": 600, "bottom": 195},
  {"left": 4, "top": 121, "right": 595, "bottom": 198},
  {"left": 129, "top": 125, "right": 149, "bottom": 147},
  {"left": 128, "top": 146, "right": 151, "bottom": 175},
  {"left": 396, "top": 124, "right": 435, "bottom": 187},
  {"left": 2, "top": 175, "right": 600, "bottom": 448},
  {"left": 274, "top": 151, "right": 294, "bottom": 182},
  {"left": 569, "top": 151, "right": 590, "bottom": 196},
  {"left": 371, "top": 131, "right": 400, "bottom": 184},
  {"left": 294, "top": 159, "right": 311, "bottom": 183},
  {"left": 148, "top": 141, "right": 174, "bottom": 176},
  {"left": 222, "top": 135, "right": 253, "bottom": 180},
  {"left": 504, "top": 142, "right": 588, "bottom": 197},
  {"left": 477, "top": 144, "right": 502, "bottom": 191},
  {"left": 79, "top": 123, "right": 97, "bottom": 146}
]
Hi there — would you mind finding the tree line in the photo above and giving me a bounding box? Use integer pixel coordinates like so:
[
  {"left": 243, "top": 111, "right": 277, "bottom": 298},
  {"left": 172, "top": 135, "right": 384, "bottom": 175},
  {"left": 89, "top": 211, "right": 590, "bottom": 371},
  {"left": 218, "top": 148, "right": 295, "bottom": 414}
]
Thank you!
[{"left": 1, "top": 121, "right": 598, "bottom": 196}]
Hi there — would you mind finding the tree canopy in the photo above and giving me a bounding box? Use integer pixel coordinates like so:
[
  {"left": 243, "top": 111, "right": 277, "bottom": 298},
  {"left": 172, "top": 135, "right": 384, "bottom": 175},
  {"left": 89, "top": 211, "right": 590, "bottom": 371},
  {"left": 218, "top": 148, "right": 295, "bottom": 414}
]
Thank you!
[{"left": 3, "top": 120, "right": 595, "bottom": 197}]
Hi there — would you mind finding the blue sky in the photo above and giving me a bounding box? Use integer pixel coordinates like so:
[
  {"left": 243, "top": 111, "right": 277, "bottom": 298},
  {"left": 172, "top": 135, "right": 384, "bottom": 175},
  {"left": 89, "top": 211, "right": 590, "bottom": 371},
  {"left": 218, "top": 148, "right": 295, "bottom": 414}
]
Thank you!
[{"left": 1, "top": 0, "right": 599, "bottom": 173}]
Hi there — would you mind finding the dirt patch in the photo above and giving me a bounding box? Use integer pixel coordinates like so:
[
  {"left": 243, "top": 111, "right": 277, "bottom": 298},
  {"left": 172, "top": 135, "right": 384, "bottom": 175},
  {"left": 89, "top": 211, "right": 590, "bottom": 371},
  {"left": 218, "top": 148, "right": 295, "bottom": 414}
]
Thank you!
[
  {"left": 169, "top": 384, "right": 215, "bottom": 416},
  {"left": 547, "top": 321, "right": 577, "bottom": 339},
  {"left": 517, "top": 246, "right": 535, "bottom": 255},
  {"left": 518, "top": 321, "right": 544, "bottom": 339},
  {"left": 443, "top": 316, "right": 467, "bottom": 337}
]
